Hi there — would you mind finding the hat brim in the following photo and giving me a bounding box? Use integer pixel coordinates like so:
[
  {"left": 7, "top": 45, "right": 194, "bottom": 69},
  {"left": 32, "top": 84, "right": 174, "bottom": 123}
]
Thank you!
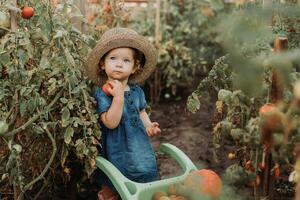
[{"left": 86, "top": 33, "right": 157, "bottom": 85}]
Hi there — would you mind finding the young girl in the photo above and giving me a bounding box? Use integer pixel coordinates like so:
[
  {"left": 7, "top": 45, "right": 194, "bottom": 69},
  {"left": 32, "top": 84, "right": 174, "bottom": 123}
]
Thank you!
[{"left": 85, "top": 28, "right": 161, "bottom": 200}]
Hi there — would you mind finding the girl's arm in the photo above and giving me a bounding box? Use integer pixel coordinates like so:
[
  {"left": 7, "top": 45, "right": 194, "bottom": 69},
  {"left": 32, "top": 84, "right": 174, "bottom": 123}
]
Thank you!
[
  {"left": 101, "top": 80, "right": 124, "bottom": 129},
  {"left": 140, "top": 109, "right": 152, "bottom": 128},
  {"left": 140, "top": 109, "right": 161, "bottom": 137}
]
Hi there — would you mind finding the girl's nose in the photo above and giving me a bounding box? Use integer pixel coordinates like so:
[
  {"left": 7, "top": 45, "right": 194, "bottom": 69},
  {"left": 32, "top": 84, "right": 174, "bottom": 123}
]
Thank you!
[{"left": 116, "top": 60, "right": 123, "bottom": 67}]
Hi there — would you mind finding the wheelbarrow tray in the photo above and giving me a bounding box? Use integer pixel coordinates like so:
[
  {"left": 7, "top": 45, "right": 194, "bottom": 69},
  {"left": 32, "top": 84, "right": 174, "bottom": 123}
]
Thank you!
[{"left": 96, "top": 143, "right": 198, "bottom": 200}]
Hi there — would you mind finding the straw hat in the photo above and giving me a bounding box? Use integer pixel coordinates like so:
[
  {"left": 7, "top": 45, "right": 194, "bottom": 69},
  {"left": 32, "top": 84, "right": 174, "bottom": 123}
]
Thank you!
[{"left": 85, "top": 28, "right": 157, "bottom": 85}]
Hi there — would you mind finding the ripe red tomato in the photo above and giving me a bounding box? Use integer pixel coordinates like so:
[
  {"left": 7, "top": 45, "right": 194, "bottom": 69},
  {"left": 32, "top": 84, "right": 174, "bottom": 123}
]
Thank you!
[
  {"left": 259, "top": 103, "right": 284, "bottom": 133},
  {"left": 21, "top": 6, "right": 34, "bottom": 19},
  {"left": 273, "top": 165, "right": 280, "bottom": 179},
  {"left": 259, "top": 103, "right": 275, "bottom": 115},
  {"left": 102, "top": 82, "right": 112, "bottom": 96},
  {"left": 104, "top": 5, "right": 112, "bottom": 13},
  {"left": 258, "top": 162, "right": 266, "bottom": 171}
]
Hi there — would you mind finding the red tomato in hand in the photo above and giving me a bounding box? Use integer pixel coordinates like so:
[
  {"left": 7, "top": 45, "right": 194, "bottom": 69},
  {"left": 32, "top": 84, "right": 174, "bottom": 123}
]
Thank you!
[
  {"left": 21, "top": 7, "right": 34, "bottom": 19},
  {"left": 102, "top": 82, "right": 113, "bottom": 96}
]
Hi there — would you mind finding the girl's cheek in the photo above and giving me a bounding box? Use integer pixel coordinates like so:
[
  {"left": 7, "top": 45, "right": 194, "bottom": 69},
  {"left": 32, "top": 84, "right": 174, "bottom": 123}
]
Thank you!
[{"left": 106, "top": 60, "right": 115, "bottom": 67}]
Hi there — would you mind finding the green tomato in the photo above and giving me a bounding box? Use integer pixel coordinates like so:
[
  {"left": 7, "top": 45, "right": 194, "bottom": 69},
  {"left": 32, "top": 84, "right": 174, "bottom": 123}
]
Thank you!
[{"left": 0, "top": 120, "right": 9, "bottom": 135}]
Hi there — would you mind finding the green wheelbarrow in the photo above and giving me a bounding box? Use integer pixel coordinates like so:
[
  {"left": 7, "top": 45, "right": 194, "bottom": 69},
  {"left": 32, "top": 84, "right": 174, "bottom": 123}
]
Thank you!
[{"left": 96, "top": 143, "right": 199, "bottom": 200}]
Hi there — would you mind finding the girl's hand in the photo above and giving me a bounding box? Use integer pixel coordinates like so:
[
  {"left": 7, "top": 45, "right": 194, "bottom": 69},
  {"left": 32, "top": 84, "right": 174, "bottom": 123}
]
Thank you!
[
  {"left": 146, "top": 122, "right": 161, "bottom": 137},
  {"left": 107, "top": 80, "right": 125, "bottom": 98}
]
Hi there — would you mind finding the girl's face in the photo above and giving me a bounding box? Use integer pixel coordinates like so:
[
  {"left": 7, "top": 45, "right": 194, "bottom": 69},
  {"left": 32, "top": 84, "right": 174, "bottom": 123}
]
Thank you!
[{"left": 101, "top": 48, "right": 137, "bottom": 82}]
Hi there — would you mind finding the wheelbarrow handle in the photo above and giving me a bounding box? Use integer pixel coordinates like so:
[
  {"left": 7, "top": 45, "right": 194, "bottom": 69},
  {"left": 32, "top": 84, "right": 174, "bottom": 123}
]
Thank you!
[{"left": 159, "top": 143, "right": 198, "bottom": 173}]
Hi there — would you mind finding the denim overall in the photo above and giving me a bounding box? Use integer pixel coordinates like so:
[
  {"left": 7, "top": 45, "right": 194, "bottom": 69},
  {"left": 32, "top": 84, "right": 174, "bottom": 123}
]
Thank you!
[{"left": 94, "top": 85, "right": 159, "bottom": 185}]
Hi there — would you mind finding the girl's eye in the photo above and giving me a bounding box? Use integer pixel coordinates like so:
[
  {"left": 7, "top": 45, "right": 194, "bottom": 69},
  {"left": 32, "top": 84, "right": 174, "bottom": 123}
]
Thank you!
[
  {"left": 110, "top": 57, "right": 116, "bottom": 60},
  {"left": 124, "top": 59, "right": 131, "bottom": 62}
]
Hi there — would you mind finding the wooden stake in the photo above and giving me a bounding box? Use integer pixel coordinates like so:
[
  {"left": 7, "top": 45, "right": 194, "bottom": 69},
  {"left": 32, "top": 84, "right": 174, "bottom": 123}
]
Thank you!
[
  {"left": 273, "top": 36, "right": 288, "bottom": 53},
  {"left": 72, "top": 0, "right": 86, "bottom": 33},
  {"left": 259, "top": 36, "right": 288, "bottom": 199},
  {"left": 10, "top": 0, "right": 18, "bottom": 31},
  {"left": 150, "top": 0, "right": 162, "bottom": 104},
  {"left": 155, "top": 0, "right": 161, "bottom": 48},
  {"left": 269, "top": 36, "right": 288, "bottom": 103}
]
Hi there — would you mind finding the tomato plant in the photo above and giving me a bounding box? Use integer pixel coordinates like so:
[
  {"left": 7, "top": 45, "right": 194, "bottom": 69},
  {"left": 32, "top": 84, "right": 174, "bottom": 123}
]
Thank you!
[
  {"left": 187, "top": 0, "right": 300, "bottom": 198},
  {"left": 0, "top": 0, "right": 101, "bottom": 199}
]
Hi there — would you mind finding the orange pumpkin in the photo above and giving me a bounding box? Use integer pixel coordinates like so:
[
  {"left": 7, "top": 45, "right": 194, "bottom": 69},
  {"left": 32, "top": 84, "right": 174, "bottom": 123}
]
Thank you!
[{"left": 184, "top": 169, "right": 222, "bottom": 198}]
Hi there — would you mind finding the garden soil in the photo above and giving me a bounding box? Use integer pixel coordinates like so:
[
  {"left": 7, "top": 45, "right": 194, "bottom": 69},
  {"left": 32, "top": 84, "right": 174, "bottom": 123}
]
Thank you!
[{"left": 151, "top": 99, "right": 226, "bottom": 177}]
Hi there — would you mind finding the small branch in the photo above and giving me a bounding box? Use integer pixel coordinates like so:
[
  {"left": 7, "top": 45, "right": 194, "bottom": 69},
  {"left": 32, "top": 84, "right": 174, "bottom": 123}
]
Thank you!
[
  {"left": 32, "top": 176, "right": 49, "bottom": 200},
  {"left": 17, "top": 127, "right": 57, "bottom": 200},
  {"left": 81, "top": 88, "right": 93, "bottom": 117},
  {"left": 4, "top": 89, "right": 64, "bottom": 138},
  {"left": 8, "top": 90, "right": 19, "bottom": 127},
  {"left": 0, "top": 26, "right": 11, "bottom": 32}
]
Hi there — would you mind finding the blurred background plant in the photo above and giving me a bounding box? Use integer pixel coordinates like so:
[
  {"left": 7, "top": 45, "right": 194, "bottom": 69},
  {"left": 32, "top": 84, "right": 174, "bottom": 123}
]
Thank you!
[
  {"left": 129, "top": 0, "right": 225, "bottom": 102},
  {"left": 187, "top": 0, "right": 300, "bottom": 198}
]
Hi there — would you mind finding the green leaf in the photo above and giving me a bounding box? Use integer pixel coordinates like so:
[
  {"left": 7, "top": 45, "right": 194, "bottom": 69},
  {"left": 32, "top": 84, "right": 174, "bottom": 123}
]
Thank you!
[
  {"left": 31, "top": 124, "right": 44, "bottom": 134},
  {"left": 61, "top": 107, "right": 70, "bottom": 127},
  {"left": 187, "top": 92, "right": 200, "bottom": 113},
  {"left": 64, "top": 48, "right": 75, "bottom": 67},
  {"left": 64, "top": 126, "right": 74, "bottom": 144},
  {"left": 20, "top": 101, "right": 27, "bottom": 117},
  {"left": 27, "top": 98, "right": 37, "bottom": 113},
  {"left": 17, "top": 49, "right": 28, "bottom": 67},
  {"left": 218, "top": 89, "right": 233, "bottom": 103},
  {"left": 60, "top": 97, "right": 68, "bottom": 104},
  {"left": 75, "top": 139, "right": 86, "bottom": 159},
  {"left": 0, "top": 52, "right": 10, "bottom": 66},
  {"left": 12, "top": 144, "right": 22, "bottom": 153},
  {"left": 39, "top": 49, "right": 50, "bottom": 69},
  {"left": 53, "top": 30, "right": 67, "bottom": 39}
]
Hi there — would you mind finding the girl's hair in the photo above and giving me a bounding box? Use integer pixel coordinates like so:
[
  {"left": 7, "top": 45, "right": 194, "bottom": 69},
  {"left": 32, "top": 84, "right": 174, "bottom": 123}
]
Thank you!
[{"left": 99, "top": 47, "right": 145, "bottom": 81}]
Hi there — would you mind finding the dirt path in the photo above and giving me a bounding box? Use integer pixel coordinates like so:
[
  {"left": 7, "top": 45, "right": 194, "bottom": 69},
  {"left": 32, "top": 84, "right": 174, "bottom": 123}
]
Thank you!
[{"left": 149, "top": 99, "right": 222, "bottom": 178}]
